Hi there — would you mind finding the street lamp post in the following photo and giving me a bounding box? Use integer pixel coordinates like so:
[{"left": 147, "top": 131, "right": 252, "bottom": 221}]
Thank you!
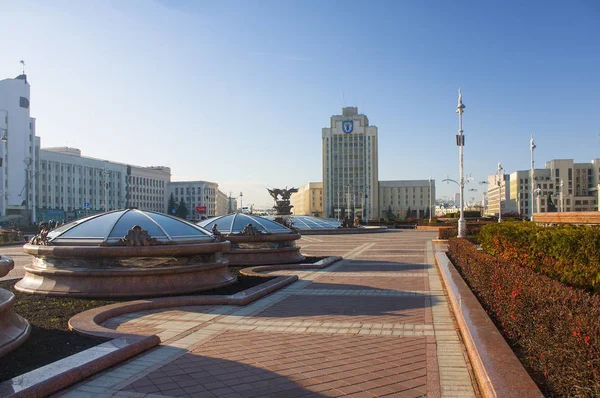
[
  {"left": 429, "top": 176, "right": 433, "bottom": 223},
  {"left": 239, "top": 191, "right": 243, "bottom": 213},
  {"left": 346, "top": 184, "right": 351, "bottom": 220},
  {"left": 0, "top": 109, "right": 8, "bottom": 218},
  {"left": 456, "top": 89, "right": 466, "bottom": 238},
  {"left": 560, "top": 179, "right": 564, "bottom": 212},
  {"left": 497, "top": 162, "right": 503, "bottom": 223},
  {"left": 530, "top": 136, "right": 536, "bottom": 221},
  {"left": 365, "top": 187, "right": 369, "bottom": 224}
]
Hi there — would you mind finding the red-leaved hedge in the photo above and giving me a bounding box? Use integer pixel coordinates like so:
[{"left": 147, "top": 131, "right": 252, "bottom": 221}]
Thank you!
[
  {"left": 449, "top": 238, "right": 600, "bottom": 397},
  {"left": 479, "top": 223, "right": 600, "bottom": 293}
]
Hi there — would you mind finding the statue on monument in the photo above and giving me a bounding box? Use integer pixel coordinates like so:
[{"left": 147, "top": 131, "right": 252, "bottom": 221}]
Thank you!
[{"left": 268, "top": 186, "right": 299, "bottom": 216}]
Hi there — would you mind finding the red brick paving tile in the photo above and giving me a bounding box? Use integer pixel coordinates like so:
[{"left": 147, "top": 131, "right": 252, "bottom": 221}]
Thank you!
[
  {"left": 203, "top": 380, "right": 227, "bottom": 390},
  {"left": 220, "top": 393, "right": 243, "bottom": 398},
  {"left": 186, "top": 391, "right": 216, "bottom": 398},
  {"left": 210, "top": 386, "right": 236, "bottom": 396},
  {"left": 157, "top": 382, "right": 180, "bottom": 391},
  {"left": 132, "top": 385, "right": 160, "bottom": 394},
  {"left": 162, "top": 387, "right": 187, "bottom": 396},
  {"left": 123, "top": 330, "right": 435, "bottom": 397},
  {"left": 177, "top": 379, "right": 200, "bottom": 389},
  {"left": 349, "top": 392, "right": 377, "bottom": 398},
  {"left": 320, "top": 389, "right": 347, "bottom": 397},
  {"left": 231, "top": 383, "right": 254, "bottom": 393},
  {"left": 253, "top": 295, "right": 427, "bottom": 324}
]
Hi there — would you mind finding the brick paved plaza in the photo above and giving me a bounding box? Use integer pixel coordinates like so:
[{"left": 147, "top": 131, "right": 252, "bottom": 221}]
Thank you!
[{"left": 58, "top": 230, "right": 477, "bottom": 397}]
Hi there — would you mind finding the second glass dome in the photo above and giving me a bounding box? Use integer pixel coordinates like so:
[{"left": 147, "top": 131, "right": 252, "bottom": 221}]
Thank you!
[{"left": 198, "top": 214, "right": 292, "bottom": 235}]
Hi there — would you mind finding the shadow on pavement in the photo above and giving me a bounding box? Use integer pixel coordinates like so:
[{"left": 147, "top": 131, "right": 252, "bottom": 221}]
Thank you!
[
  {"left": 328, "top": 259, "right": 433, "bottom": 273},
  {"left": 234, "top": 278, "right": 437, "bottom": 320},
  {"left": 121, "top": 353, "right": 327, "bottom": 397}
]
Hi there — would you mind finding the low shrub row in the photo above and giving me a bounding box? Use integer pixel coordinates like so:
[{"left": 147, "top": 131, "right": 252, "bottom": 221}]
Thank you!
[
  {"left": 444, "top": 210, "right": 482, "bottom": 218},
  {"left": 0, "top": 231, "right": 22, "bottom": 243},
  {"left": 479, "top": 223, "right": 600, "bottom": 293},
  {"left": 437, "top": 222, "right": 491, "bottom": 240},
  {"left": 448, "top": 238, "right": 600, "bottom": 397}
]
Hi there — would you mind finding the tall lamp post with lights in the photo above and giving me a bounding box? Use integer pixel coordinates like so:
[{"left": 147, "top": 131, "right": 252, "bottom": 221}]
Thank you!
[
  {"left": 559, "top": 179, "right": 564, "bottom": 212},
  {"left": 530, "top": 136, "right": 536, "bottom": 221},
  {"left": 428, "top": 176, "right": 433, "bottom": 223},
  {"left": 0, "top": 109, "right": 7, "bottom": 217},
  {"left": 455, "top": 89, "right": 466, "bottom": 238},
  {"left": 497, "top": 162, "right": 503, "bottom": 223}
]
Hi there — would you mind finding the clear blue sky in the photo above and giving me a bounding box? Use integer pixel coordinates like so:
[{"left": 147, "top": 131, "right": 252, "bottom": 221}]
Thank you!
[{"left": 1, "top": 0, "right": 599, "bottom": 208}]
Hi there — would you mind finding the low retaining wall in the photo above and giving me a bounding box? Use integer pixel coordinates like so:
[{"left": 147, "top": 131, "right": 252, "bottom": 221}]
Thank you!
[
  {"left": 533, "top": 211, "right": 600, "bottom": 225},
  {"left": 434, "top": 252, "right": 542, "bottom": 398}
]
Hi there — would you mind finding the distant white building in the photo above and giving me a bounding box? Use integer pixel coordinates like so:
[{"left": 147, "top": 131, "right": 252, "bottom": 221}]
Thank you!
[
  {"left": 168, "top": 181, "right": 218, "bottom": 220},
  {"left": 37, "top": 147, "right": 127, "bottom": 220},
  {"left": 0, "top": 73, "right": 227, "bottom": 224},
  {"left": 0, "top": 74, "right": 38, "bottom": 222},
  {"left": 486, "top": 158, "right": 600, "bottom": 217},
  {"left": 127, "top": 165, "right": 170, "bottom": 213}
]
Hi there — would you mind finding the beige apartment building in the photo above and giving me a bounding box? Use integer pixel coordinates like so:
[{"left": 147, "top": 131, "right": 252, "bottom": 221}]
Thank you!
[
  {"left": 486, "top": 158, "right": 600, "bottom": 217},
  {"left": 322, "top": 107, "right": 378, "bottom": 220},
  {"left": 379, "top": 180, "right": 435, "bottom": 219},
  {"left": 290, "top": 182, "right": 323, "bottom": 216}
]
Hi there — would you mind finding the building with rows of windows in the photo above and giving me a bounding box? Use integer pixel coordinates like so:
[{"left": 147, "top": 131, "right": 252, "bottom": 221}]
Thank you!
[
  {"left": 0, "top": 73, "right": 230, "bottom": 223},
  {"left": 319, "top": 107, "right": 435, "bottom": 220},
  {"left": 485, "top": 158, "right": 600, "bottom": 217},
  {"left": 167, "top": 181, "right": 219, "bottom": 220}
]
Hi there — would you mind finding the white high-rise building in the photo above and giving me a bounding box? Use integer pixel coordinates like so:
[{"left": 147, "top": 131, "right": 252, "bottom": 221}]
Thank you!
[
  {"left": 322, "top": 107, "right": 378, "bottom": 219},
  {"left": 0, "top": 74, "right": 38, "bottom": 222}
]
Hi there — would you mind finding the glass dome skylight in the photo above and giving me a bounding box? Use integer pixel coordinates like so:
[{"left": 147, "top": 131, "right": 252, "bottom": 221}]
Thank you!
[
  {"left": 198, "top": 214, "right": 292, "bottom": 235},
  {"left": 45, "top": 209, "right": 214, "bottom": 245},
  {"left": 265, "top": 215, "right": 341, "bottom": 229}
]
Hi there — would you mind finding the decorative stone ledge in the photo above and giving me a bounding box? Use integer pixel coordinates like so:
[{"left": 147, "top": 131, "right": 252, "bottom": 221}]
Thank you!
[
  {"left": 239, "top": 255, "right": 343, "bottom": 277},
  {"left": 0, "top": 256, "right": 30, "bottom": 359},
  {"left": 0, "top": 335, "right": 158, "bottom": 398},
  {"left": 434, "top": 252, "right": 543, "bottom": 398}
]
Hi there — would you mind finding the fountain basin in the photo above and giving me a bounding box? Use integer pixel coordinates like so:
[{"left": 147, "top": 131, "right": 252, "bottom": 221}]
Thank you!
[
  {"left": 0, "top": 256, "right": 31, "bottom": 358},
  {"left": 225, "top": 234, "right": 304, "bottom": 266},
  {"left": 16, "top": 209, "right": 237, "bottom": 298},
  {"left": 198, "top": 214, "right": 305, "bottom": 266},
  {"left": 16, "top": 242, "right": 233, "bottom": 298}
]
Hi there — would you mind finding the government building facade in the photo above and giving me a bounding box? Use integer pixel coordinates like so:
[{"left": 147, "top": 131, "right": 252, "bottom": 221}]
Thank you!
[{"left": 292, "top": 107, "right": 435, "bottom": 220}]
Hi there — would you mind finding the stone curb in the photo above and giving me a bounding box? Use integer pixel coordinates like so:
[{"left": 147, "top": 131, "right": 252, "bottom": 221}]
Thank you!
[
  {"left": 434, "top": 251, "right": 543, "bottom": 398},
  {"left": 67, "top": 275, "right": 297, "bottom": 340},
  {"left": 0, "top": 335, "right": 159, "bottom": 398},
  {"left": 431, "top": 239, "right": 449, "bottom": 244}
]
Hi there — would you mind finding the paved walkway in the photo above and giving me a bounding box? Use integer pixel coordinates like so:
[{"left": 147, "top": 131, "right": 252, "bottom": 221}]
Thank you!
[{"left": 57, "top": 230, "right": 477, "bottom": 398}]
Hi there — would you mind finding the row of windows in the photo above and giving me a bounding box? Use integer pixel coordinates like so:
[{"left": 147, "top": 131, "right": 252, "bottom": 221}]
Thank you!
[{"left": 127, "top": 176, "right": 166, "bottom": 188}]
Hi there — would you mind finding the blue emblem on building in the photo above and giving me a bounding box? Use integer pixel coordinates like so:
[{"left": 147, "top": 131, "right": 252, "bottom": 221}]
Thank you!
[{"left": 342, "top": 120, "right": 353, "bottom": 133}]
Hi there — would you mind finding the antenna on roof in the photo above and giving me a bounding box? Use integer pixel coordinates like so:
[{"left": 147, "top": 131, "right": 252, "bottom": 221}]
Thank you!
[{"left": 20, "top": 60, "right": 26, "bottom": 75}]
